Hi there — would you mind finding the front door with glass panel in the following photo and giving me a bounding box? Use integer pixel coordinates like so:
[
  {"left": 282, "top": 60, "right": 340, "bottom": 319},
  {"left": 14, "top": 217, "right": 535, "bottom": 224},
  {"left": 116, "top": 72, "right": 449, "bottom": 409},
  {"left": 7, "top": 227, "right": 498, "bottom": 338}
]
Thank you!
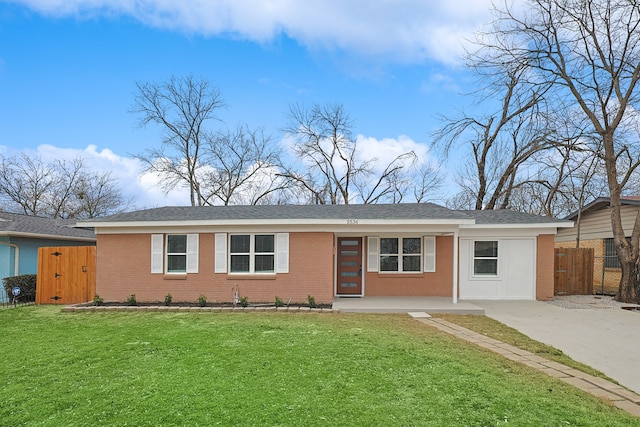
[{"left": 337, "top": 237, "right": 362, "bottom": 295}]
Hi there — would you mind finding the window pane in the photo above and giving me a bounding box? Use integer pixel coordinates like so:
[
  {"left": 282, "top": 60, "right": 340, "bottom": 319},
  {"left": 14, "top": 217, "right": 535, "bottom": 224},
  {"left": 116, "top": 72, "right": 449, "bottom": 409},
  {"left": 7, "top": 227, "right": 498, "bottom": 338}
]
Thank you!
[
  {"left": 380, "top": 238, "right": 398, "bottom": 254},
  {"left": 167, "top": 255, "right": 186, "bottom": 273},
  {"left": 230, "top": 255, "right": 250, "bottom": 272},
  {"left": 474, "top": 241, "right": 498, "bottom": 258},
  {"left": 380, "top": 255, "right": 398, "bottom": 271},
  {"left": 403, "top": 238, "right": 421, "bottom": 254},
  {"left": 255, "top": 255, "right": 274, "bottom": 273},
  {"left": 255, "top": 235, "right": 274, "bottom": 253},
  {"left": 167, "top": 235, "right": 187, "bottom": 253},
  {"left": 403, "top": 255, "right": 421, "bottom": 272},
  {"left": 474, "top": 259, "right": 497, "bottom": 275},
  {"left": 230, "top": 235, "right": 250, "bottom": 253},
  {"left": 604, "top": 238, "right": 622, "bottom": 268}
]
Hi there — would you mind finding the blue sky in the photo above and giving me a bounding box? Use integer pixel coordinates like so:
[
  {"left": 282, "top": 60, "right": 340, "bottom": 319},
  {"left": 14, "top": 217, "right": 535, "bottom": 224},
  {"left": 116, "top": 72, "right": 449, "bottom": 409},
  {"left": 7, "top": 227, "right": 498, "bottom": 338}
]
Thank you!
[{"left": 0, "top": 0, "right": 495, "bottom": 208}]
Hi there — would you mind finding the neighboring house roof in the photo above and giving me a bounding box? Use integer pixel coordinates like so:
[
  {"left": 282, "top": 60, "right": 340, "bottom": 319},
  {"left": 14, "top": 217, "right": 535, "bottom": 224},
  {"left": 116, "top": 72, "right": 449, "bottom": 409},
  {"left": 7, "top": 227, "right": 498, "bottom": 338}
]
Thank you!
[
  {"left": 0, "top": 212, "right": 96, "bottom": 241},
  {"left": 564, "top": 197, "right": 640, "bottom": 220},
  {"left": 80, "top": 203, "right": 570, "bottom": 230}
]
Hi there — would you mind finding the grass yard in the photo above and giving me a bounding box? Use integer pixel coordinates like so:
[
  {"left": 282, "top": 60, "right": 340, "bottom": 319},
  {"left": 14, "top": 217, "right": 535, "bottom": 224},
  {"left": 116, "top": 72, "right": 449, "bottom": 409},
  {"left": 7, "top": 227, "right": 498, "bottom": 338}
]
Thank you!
[{"left": 1, "top": 307, "right": 638, "bottom": 426}]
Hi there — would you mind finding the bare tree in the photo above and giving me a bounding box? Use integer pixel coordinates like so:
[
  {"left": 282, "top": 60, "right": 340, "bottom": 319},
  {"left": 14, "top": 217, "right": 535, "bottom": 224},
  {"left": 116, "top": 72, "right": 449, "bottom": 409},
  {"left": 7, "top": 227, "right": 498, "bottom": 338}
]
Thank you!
[
  {"left": 0, "top": 154, "right": 126, "bottom": 219},
  {"left": 132, "top": 75, "right": 225, "bottom": 206},
  {"left": 200, "top": 126, "right": 292, "bottom": 205},
  {"left": 485, "top": 0, "right": 640, "bottom": 302},
  {"left": 434, "top": 65, "right": 557, "bottom": 210},
  {"left": 281, "top": 103, "right": 418, "bottom": 204}
]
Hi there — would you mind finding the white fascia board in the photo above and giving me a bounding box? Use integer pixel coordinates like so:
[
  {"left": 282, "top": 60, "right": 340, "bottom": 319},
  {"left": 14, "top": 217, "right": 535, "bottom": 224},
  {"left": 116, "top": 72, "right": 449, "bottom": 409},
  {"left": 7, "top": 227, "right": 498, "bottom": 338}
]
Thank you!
[
  {"left": 459, "top": 221, "right": 573, "bottom": 230},
  {"left": 84, "top": 218, "right": 475, "bottom": 229},
  {"left": 90, "top": 222, "right": 469, "bottom": 235},
  {"left": 459, "top": 226, "right": 563, "bottom": 238}
]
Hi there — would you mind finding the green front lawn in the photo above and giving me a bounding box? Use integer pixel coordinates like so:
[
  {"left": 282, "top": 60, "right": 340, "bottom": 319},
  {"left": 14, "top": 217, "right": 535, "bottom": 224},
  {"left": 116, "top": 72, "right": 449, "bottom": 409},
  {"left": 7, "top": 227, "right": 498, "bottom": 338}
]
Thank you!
[{"left": 1, "top": 307, "right": 637, "bottom": 426}]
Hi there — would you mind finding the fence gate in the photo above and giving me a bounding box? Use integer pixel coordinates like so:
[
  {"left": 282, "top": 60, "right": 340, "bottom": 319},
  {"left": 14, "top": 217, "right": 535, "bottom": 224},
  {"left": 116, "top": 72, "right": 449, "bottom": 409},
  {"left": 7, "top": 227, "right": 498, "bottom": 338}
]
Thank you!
[
  {"left": 554, "top": 247, "right": 594, "bottom": 295},
  {"left": 36, "top": 246, "right": 96, "bottom": 305}
]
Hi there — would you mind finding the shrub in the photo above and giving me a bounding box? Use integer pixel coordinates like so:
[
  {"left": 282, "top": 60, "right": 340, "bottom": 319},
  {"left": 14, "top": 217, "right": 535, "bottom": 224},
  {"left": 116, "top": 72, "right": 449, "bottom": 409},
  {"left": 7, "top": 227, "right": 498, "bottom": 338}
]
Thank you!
[
  {"left": 125, "top": 294, "right": 137, "bottom": 306},
  {"left": 93, "top": 294, "right": 104, "bottom": 306},
  {"left": 197, "top": 294, "right": 207, "bottom": 307},
  {"left": 2, "top": 274, "right": 37, "bottom": 302},
  {"left": 239, "top": 296, "right": 249, "bottom": 307},
  {"left": 274, "top": 296, "right": 284, "bottom": 307},
  {"left": 307, "top": 295, "right": 317, "bottom": 308},
  {"left": 164, "top": 293, "right": 172, "bottom": 306}
]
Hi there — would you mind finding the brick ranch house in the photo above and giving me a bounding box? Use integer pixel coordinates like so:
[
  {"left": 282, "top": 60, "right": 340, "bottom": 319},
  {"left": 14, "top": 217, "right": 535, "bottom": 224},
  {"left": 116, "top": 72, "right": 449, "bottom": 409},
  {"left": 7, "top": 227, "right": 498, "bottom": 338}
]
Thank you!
[
  {"left": 79, "top": 203, "right": 571, "bottom": 305},
  {"left": 555, "top": 197, "right": 640, "bottom": 295}
]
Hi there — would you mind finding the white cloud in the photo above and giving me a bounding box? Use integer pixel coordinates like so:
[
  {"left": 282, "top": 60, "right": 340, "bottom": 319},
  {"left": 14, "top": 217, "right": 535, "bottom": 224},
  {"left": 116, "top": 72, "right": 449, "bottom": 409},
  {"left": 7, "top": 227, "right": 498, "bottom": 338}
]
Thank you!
[
  {"left": 355, "top": 134, "right": 430, "bottom": 173},
  {"left": 11, "top": 0, "right": 495, "bottom": 66},
  {"left": 11, "top": 144, "right": 191, "bottom": 209}
]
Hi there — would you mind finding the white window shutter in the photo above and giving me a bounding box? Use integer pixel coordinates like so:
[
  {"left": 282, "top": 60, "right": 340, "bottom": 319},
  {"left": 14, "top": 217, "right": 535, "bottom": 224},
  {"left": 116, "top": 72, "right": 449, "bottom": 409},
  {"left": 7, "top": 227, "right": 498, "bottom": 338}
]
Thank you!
[
  {"left": 367, "top": 237, "right": 379, "bottom": 272},
  {"left": 276, "top": 233, "right": 289, "bottom": 273},
  {"left": 151, "top": 234, "right": 163, "bottom": 274},
  {"left": 424, "top": 236, "right": 436, "bottom": 272},
  {"left": 186, "top": 234, "right": 199, "bottom": 273},
  {"left": 215, "top": 233, "right": 227, "bottom": 273}
]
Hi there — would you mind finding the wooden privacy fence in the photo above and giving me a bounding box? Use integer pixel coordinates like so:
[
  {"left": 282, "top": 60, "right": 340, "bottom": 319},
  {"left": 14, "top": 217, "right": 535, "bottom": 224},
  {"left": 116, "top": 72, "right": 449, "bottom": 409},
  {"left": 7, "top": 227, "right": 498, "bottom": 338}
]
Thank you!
[
  {"left": 36, "top": 246, "right": 96, "bottom": 305},
  {"left": 554, "top": 247, "right": 594, "bottom": 295}
]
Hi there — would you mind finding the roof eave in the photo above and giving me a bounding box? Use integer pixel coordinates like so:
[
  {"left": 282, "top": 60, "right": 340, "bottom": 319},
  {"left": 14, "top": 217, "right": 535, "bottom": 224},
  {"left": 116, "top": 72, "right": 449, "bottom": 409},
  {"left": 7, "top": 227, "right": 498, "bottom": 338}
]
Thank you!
[
  {"left": 460, "top": 221, "right": 573, "bottom": 229},
  {"left": 0, "top": 231, "right": 96, "bottom": 241},
  {"left": 82, "top": 218, "right": 477, "bottom": 228}
]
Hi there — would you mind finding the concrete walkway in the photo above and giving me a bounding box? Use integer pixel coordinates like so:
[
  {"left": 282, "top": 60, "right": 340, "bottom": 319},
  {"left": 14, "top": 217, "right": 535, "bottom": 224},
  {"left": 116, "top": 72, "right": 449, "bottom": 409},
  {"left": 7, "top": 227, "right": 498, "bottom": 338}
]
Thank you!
[
  {"left": 333, "top": 296, "right": 484, "bottom": 314},
  {"left": 472, "top": 299, "right": 640, "bottom": 396},
  {"left": 413, "top": 314, "right": 640, "bottom": 417}
]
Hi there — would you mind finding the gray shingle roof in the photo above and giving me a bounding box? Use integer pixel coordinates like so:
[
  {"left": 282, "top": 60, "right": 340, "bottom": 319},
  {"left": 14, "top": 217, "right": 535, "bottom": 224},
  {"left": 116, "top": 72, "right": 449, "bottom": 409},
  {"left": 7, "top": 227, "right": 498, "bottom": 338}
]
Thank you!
[
  {"left": 0, "top": 212, "right": 95, "bottom": 240},
  {"left": 85, "top": 203, "right": 565, "bottom": 226},
  {"left": 88, "top": 202, "right": 471, "bottom": 222},
  {"left": 459, "top": 209, "right": 567, "bottom": 225}
]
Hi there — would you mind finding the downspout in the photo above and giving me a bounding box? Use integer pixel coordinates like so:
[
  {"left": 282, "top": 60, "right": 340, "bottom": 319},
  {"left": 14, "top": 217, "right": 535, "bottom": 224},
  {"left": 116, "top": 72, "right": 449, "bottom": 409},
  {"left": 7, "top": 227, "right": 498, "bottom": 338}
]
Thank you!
[
  {"left": 452, "top": 230, "right": 459, "bottom": 304},
  {"left": 0, "top": 240, "right": 19, "bottom": 276}
]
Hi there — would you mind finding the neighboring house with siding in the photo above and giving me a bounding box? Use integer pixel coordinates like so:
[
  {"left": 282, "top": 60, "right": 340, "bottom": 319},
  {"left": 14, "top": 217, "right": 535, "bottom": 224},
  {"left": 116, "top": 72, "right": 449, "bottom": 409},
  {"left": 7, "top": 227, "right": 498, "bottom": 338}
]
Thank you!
[
  {"left": 0, "top": 212, "right": 96, "bottom": 302},
  {"left": 555, "top": 197, "right": 640, "bottom": 294},
  {"left": 80, "top": 203, "right": 569, "bottom": 305}
]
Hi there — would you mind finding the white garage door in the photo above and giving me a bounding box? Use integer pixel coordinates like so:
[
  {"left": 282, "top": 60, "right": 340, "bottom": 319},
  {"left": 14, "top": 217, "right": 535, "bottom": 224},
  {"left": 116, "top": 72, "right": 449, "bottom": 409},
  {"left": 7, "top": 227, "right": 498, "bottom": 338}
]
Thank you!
[{"left": 459, "top": 238, "right": 536, "bottom": 300}]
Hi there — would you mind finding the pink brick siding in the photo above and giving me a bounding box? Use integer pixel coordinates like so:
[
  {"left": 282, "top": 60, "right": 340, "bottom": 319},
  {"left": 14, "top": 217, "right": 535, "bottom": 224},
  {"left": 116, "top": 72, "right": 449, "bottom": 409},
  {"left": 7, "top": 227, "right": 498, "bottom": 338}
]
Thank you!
[
  {"left": 95, "top": 232, "right": 334, "bottom": 304},
  {"left": 364, "top": 236, "right": 454, "bottom": 296}
]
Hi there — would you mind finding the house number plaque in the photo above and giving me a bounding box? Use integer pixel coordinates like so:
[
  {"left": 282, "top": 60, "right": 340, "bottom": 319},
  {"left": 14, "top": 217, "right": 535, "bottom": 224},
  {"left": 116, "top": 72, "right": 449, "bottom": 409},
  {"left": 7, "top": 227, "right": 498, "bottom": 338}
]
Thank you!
[{"left": 346, "top": 219, "right": 359, "bottom": 224}]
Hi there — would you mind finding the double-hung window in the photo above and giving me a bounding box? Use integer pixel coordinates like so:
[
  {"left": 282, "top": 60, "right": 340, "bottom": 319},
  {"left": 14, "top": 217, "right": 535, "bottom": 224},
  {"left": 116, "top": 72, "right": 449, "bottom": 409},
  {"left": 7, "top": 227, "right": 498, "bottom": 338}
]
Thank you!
[
  {"left": 473, "top": 241, "right": 498, "bottom": 276},
  {"left": 151, "top": 234, "right": 198, "bottom": 274},
  {"left": 230, "top": 234, "right": 275, "bottom": 274},
  {"left": 166, "top": 235, "right": 187, "bottom": 273},
  {"left": 380, "top": 237, "right": 421, "bottom": 273}
]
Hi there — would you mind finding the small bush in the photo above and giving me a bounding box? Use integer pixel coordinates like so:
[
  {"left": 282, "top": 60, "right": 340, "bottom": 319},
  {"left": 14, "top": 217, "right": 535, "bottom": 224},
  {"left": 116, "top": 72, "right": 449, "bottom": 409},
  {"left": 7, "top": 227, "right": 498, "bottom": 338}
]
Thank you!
[
  {"left": 164, "top": 293, "right": 172, "bottom": 306},
  {"left": 307, "top": 295, "right": 317, "bottom": 308},
  {"left": 93, "top": 294, "right": 104, "bottom": 306},
  {"left": 197, "top": 294, "right": 207, "bottom": 307},
  {"left": 239, "top": 296, "right": 249, "bottom": 307},
  {"left": 2, "top": 274, "right": 37, "bottom": 302},
  {"left": 125, "top": 294, "right": 137, "bottom": 306},
  {"left": 274, "top": 296, "right": 284, "bottom": 307}
]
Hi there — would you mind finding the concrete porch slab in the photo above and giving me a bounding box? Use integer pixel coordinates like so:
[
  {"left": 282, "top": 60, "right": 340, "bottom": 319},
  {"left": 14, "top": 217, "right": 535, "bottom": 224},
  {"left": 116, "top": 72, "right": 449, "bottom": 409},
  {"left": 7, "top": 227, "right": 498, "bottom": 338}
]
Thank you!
[{"left": 332, "top": 296, "right": 485, "bottom": 315}]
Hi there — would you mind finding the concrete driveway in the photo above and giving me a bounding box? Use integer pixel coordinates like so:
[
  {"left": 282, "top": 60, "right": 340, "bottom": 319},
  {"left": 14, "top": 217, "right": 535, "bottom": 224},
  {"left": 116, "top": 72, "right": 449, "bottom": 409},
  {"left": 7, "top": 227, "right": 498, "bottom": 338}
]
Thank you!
[{"left": 472, "top": 297, "right": 640, "bottom": 395}]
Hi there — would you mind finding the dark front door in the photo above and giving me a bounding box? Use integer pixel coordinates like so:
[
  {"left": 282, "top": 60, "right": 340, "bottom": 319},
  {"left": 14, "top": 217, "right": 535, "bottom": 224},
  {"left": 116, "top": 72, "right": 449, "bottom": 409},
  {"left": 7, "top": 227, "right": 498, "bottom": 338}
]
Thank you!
[{"left": 337, "top": 237, "right": 362, "bottom": 295}]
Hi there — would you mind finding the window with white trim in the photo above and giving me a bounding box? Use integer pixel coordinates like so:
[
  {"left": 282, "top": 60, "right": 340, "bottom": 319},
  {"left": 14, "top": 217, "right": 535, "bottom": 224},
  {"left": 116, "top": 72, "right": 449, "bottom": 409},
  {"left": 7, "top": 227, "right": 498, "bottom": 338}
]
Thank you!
[
  {"left": 167, "top": 235, "right": 187, "bottom": 273},
  {"left": 230, "top": 234, "right": 275, "bottom": 273},
  {"left": 380, "top": 237, "right": 422, "bottom": 273},
  {"left": 151, "top": 234, "right": 199, "bottom": 274},
  {"left": 473, "top": 241, "right": 498, "bottom": 276}
]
